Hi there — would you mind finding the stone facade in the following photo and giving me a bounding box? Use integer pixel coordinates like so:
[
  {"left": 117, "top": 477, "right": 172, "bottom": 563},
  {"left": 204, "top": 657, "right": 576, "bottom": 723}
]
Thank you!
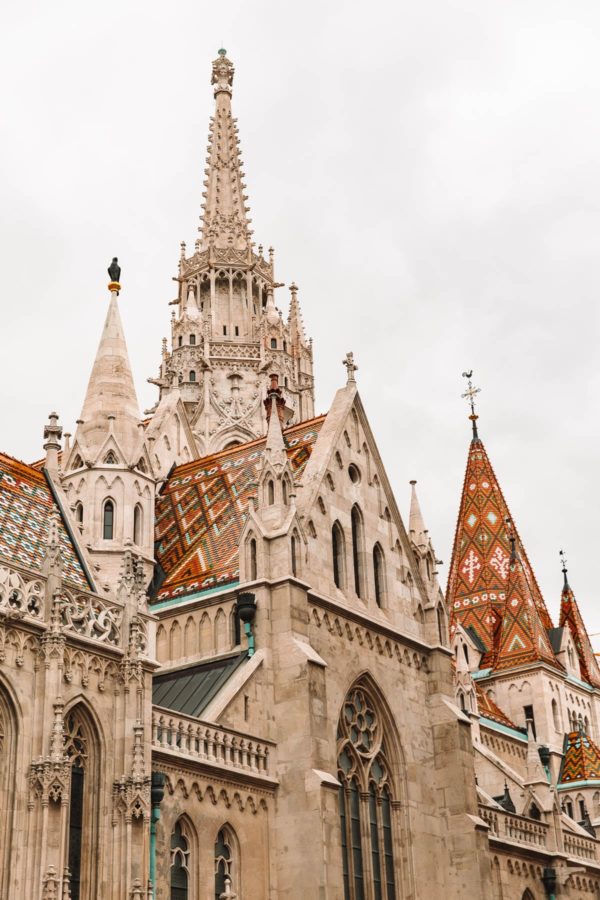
[{"left": 0, "top": 48, "right": 598, "bottom": 900}]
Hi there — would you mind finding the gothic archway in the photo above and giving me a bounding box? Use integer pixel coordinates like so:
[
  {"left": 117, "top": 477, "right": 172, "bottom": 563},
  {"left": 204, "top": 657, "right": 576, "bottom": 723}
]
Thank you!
[{"left": 0, "top": 683, "right": 18, "bottom": 899}]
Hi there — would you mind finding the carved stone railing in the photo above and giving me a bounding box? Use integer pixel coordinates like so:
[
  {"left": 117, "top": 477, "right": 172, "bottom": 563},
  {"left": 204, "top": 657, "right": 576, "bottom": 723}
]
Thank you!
[
  {"left": 479, "top": 804, "right": 548, "bottom": 848},
  {"left": 564, "top": 831, "right": 598, "bottom": 861},
  {"left": 60, "top": 588, "right": 121, "bottom": 646},
  {"left": 0, "top": 564, "right": 44, "bottom": 620},
  {"left": 152, "top": 707, "right": 272, "bottom": 777}
]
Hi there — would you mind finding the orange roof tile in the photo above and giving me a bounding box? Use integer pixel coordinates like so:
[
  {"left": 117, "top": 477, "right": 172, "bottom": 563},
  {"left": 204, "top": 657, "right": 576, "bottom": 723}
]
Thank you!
[
  {"left": 559, "top": 730, "right": 600, "bottom": 785},
  {"left": 153, "top": 416, "right": 325, "bottom": 602},
  {"left": 475, "top": 683, "right": 520, "bottom": 731},
  {"left": 559, "top": 577, "right": 600, "bottom": 688},
  {"left": 447, "top": 435, "right": 554, "bottom": 668}
]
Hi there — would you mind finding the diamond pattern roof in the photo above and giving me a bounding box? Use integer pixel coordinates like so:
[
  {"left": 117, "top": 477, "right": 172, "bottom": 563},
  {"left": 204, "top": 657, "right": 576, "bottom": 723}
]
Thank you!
[
  {"left": 447, "top": 435, "right": 554, "bottom": 669},
  {"left": 559, "top": 580, "right": 600, "bottom": 688},
  {"left": 0, "top": 453, "right": 89, "bottom": 590},
  {"left": 559, "top": 730, "right": 600, "bottom": 785},
  {"left": 475, "top": 683, "right": 521, "bottom": 731},
  {"left": 153, "top": 416, "right": 325, "bottom": 602}
]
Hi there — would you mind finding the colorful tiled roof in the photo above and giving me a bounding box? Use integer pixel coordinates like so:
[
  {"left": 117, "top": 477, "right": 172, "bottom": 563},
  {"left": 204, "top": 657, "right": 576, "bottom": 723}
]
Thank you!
[
  {"left": 475, "top": 683, "right": 520, "bottom": 731},
  {"left": 493, "top": 550, "right": 559, "bottom": 671},
  {"left": 447, "top": 435, "right": 554, "bottom": 668},
  {"left": 559, "top": 578, "right": 600, "bottom": 688},
  {"left": 153, "top": 416, "right": 325, "bottom": 602},
  {"left": 559, "top": 730, "right": 600, "bottom": 785},
  {"left": 0, "top": 453, "right": 89, "bottom": 590}
]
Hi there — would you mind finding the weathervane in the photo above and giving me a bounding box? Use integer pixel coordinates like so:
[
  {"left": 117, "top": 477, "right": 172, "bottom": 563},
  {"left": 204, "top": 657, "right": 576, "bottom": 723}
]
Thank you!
[
  {"left": 461, "top": 370, "right": 481, "bottom": 440},
  {"left": 560, "top": 549, "right": 569, "bottom": 589}
]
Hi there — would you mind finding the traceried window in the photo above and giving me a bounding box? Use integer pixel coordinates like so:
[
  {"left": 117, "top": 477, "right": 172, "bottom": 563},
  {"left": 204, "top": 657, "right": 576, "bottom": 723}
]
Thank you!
[
  {"left": 338, "top": 685, "right": 397, "bottom": 899},
  {"left": 64, "top": 711, "right": 92, "bottom": 900},
  {"left": 170, "top": 821, "right": 190, "bottom": 900},
  {"left": 215, "top": 827, "right": 238, "bottom": 899}
]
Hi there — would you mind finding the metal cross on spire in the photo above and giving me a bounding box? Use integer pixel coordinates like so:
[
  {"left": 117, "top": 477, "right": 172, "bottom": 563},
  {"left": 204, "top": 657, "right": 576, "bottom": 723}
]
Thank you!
[
  {"left": 560, "top": 549, "right": 569, "bottom": 588},
  {"left": 461, "top": 370, "right": 481, "bottom": 440}
]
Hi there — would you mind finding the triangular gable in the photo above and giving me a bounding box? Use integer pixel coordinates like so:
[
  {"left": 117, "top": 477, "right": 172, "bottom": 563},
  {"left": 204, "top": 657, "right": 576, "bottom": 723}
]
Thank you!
[
  {"left": 153, "top": 416, "right": 325, "bottom": 602},
  {"left": 447, "top": 436, "right": 554, "bottom": 664},
  {"left": 493, "top": 556, "right": 559, "bottom": 672},
  {"left": 559, "top": 730, "right": 600, "bottom": 785},
  {"left": 475, "top": 683, "right": 520, "bottom": 731},
  {"left": 559, "top": 581, "right": 600, "bottom": 689},
  {"left": 0, "top": 453, "right": 89, "bottom": 590}
]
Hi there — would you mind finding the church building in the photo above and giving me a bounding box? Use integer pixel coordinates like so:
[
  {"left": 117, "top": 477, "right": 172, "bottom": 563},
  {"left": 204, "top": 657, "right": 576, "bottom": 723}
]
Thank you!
[{"left": 0, "top": 49, "right": 599, "bottom": 900}]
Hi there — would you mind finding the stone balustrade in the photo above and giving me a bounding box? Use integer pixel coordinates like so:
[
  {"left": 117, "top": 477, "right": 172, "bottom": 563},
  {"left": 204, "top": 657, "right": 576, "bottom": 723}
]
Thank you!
[
  {"left": 60, "top": 588, "right": 122, "bottom": 646},
  {"left": 152, "top": 707, "right": 272, "bottom": 777},
  {"left": 564, "top": 831, "right": 598, "bottom": 861},
  {"left": 478, "top": 804, "right": 548, "bottom": 848}
]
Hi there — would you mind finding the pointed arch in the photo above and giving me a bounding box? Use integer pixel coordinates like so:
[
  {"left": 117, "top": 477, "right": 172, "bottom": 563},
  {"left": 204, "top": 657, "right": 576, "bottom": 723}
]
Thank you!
[
  {"left": 214, "top": 823, "right": 240, "bottom": 899},
  {"left": 291, "top": 529, "right": 300, "bottom": 577},
  {"left": 170, "top": 620, "right": 182, "bottom": 660},
  {"left": 133, "top": 503, "right": 143, "bottom": 546},
  {"left": 245, "top": 533, "right": 258, "bottom": 581},
  {"left": 336, "top": 674, "right": 407, "bottom": 900},
  {"left": 102, "top": 498, "right": 115, "bottom": 540},
  {"left": 351, "top": 504, "right": 366, "bottom": 599},
  {"left": 184, "top": 617, "right": 196, "bottom": 657},
  {"left": 332, "top": 521, "right": 346, "bottom": 590},
  {"left": 436, "top": 603, "right": 447, "bottom": 646},
  {"left": 199, "top": 612, "right": 212, "bottom": 656},
  {"left": 373, "top": 542, "right": 387, "bottom": 608},
  {"left": 0, "top": 681, "right": 18, "bottom": 900},
  {"left": 170, "top": 814, "right": 198, "bottom": 900},
  {"left": 63, "top": 700, "right": 102, "bottom": 900},
  {"left": 156, "top": 625, "right": 168, "bottom": 663},
  {"left": 267, "top": 479, "right": 275, "bottom": 506},
  {"left": 214, "top": 608, "right": 228, "bottom": 653}
]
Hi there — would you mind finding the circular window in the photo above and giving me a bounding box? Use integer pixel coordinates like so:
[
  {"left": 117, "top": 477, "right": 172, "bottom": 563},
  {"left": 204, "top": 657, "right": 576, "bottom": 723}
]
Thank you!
[{"left": 348, "top": 464, "right": 361, "bottom": 484}]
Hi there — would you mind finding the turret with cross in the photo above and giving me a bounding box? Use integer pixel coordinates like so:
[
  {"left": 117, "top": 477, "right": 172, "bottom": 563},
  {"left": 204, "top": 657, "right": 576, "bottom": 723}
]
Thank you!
[{"left": 461, "top": 370, "right": 481, "bottom": 440}]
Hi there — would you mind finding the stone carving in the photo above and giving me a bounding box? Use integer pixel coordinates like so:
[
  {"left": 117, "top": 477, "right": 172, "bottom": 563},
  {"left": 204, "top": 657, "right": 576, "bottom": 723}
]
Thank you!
[
  {"left": 0, "top": 565, "right": 44, "bottom": 620},
  {"left": 60, "top": 590, "right": 121, "bottom": 645}
]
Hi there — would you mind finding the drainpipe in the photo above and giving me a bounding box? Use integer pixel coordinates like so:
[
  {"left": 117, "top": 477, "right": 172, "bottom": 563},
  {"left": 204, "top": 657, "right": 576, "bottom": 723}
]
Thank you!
[
  {"left": 542, "top": 866, "right": 557, "bottom": 900},
  {"left": 149, "top": 772, "right": 166, "bottom": 898},
  {"left": 237, "top": 592, "right": 257, "bottom": 657}
]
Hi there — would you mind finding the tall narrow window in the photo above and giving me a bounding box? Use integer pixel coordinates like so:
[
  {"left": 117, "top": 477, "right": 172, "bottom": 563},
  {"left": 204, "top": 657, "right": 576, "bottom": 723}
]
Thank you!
[
  {"left": 249, "top": 538, "right": 257, "bottom": 581},
  {"left": 235, "top": 326, "right": 239, "bottom": 336},
  {"left": 214, "top": 827, "right": 237, "bottom": 899},
  {"left": 75, "top": 502, "right": 84, "bottom": 530},
  {"left": 332, "top": 522, "right": 346, "bottom": 589},
  {"left": 178, "top": 336, "right": 183, "bottom": 347},
  {"left": 267, "top": 480, "right": 275, "bottom": 505},
  {"left": 338, "top": 684, "right": 397, "bottom": 900},
  {"left": 170, "top": 821, "right": 190, "bottom": 900},
  {"left": 133, "top": 504, "right": 143, "bottom": 546},
  {"left": 0, "top": 690, "right": 16, "bottom": 900},
  {"left": 282, "top": 479, "right": 289, "bottom": 505},
  {"left": 189, "top": 333, "right": 196, "bottom": 345},
  {"left": 270, "top": 338, "right": 277, "bottom": 349},
  {"left": 436, "top": 604, "right": 446, "bottom": 645},
  {"left": 64, "top": 709, "right": 98, "bottom": 900},
  {"left": 189, "top": 370, "right": 196, "bottom": 382},
  {"left": 291, "top": 533, "right": 298, "bottom": 577},
  {"left": 373, "top": 544, "right": 386, "bottom": 607},
  {"left": 351, "top": 506, "right": 365, "bottom": 598},
  {"left": 103, "top": 500, "right": 114, "bottom": 540}
]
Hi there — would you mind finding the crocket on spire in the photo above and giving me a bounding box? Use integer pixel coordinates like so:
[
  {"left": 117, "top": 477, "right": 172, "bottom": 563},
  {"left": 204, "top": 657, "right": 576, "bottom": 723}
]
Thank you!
[
  {"left": 558, "top": 551, "right": 600, "bottom": 688},
  {"left": 198, "top": 49, "right": 253, "bottom": 252}
]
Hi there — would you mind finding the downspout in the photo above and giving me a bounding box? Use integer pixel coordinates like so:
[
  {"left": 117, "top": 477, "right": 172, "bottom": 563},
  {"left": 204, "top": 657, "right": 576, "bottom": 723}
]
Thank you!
[
  {"left": 542, "top": 866, "right": 557, "bottom": 900},
  {"left": 236, "top": 592, "right": 257, "bottom": 657},
  {"left": 150, "top": 772, "right": 166, "bottom": 898}
]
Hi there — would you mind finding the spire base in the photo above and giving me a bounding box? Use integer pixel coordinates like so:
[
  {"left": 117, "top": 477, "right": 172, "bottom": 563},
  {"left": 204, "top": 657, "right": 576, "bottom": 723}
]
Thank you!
[{"left": 108, "top": 281, "right": 121, "bottom": 295}]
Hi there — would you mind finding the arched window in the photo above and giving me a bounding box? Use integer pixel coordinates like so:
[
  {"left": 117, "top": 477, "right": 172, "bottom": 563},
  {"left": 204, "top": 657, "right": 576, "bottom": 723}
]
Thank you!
[
  {"left": 64, "top": 707, "right": 100, "bottom": 900},
  {"left": 267, "top": 480, "right": 275, "bottom": 505},
  {"left": 103, "top": 500, "right": 114, "bottom": 540},
  {"left": 178, "top": 336, "right": 183, "bottom": 347},
  {"left": 437, "top": 604, "right": 446, "bottom": 645},
  {"left": 189, "top": 370, "right": 196, "bottom": 383},
  {"left": 564, "top": 798, "right": 574, "bottom": 818},
  {"left": 189, "top": 333, "right": 196, "bottom": 346},
  {"left": 0, "top": 687, "right": 17, "bottom": 900},
  {"left": 75, "top": 502, "right": 84, "bottom": 529},
  {"left": 170, "top": 820, "right": 190, "bottom": 900},
  {"left": 72, "top": 454, "right": 83, "bottom": 470},
  {"left": 351, "top": 505, "right": 365, "bottom": 598},
  {"left": 373, "top": 543, "right": 386, "bottom": 607},
  {"left": 270, "top": 338, "right": 277, "bottom": 349},
  {"left": 291, "top": 533, "right": 298, "bottom": 577},
  {"left": 133, "top": 504, "right": 143, "bottom": 546},
  {"left": 332, "top": 522, "right": 346, "bottom": 589},
  {"left": 104, "top": 450, "right": 117, "bottom": 465},
  {"left": 249, "top": 538, "right": 257, "bottom": 581},
  {"left": 215, "top": 826, "right": 238, "bottom": 899},
  {"left": 338, "top": 684, "right": 398, "bottom": 899},
  {"left": 463, "top": 644, "right": 469, "bottom": 664},
  {"left": 282, "top": 479, "right": 289, "bottom": 505},
  {"left": 458, "top": 691, "right": 467, "bottom": 713}
]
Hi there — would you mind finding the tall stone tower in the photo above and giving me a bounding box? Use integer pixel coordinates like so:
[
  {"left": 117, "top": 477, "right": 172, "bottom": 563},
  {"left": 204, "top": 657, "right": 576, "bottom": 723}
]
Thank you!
[{"left": 149, "top": 49, "right": 315, "bottom": 456}]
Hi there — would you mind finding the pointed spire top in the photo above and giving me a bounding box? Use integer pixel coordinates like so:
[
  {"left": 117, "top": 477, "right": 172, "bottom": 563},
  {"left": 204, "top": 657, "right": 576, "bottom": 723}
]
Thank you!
[
  {"left": 461, "top": 370, "right": 481, "bottom": 441},
  {"left": 212, "top": 48, "right": 234, "bottom": 95},
  {"left": 560, "top": 548, "right": 570, "bottom": 589},
  {"left": 409, "top": 480, "right": 427, "bottom": 547},
  {"left": 263, "top": 374, "right": 286, "bottom": 461},
  {"left": 108, "top": 257, "right": 121, "bottom": 294}
]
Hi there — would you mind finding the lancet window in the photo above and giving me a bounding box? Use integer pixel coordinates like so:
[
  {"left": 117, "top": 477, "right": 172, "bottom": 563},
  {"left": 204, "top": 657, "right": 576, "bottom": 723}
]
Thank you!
[
  {"left": 373, "top": 543, "right": 386, "bottom": 607},
  {"left": 64, "top": 710, "right": 92, "bottom": 900},
  {"left": 170, "top": 820, "right": 190, "bottom": 900},
  {"left": 214, "top": 826, "right": 238, "bottom": 899},
  {"left": 0, "top": 690, "right": 16, "bottom": 900},
  {"left": 338, "top": 685, "right": 397, "bottom": 899},
  {"left": 351, "top": 505, "right": 365, "bottom": 598},
  {"left": 332, "top": 521, "right": 346, "bottom": 589},
  {"left": 103, "top": 499, "right": 114, "bottom": 540},
  {"left": 133, "top": 504, "right": 143, "bottom": 546}
]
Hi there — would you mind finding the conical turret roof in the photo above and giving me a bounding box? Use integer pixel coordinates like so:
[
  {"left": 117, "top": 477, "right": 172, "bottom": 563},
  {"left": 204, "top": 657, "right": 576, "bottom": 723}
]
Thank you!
[
  {"left": 447, "top": 431, "right": 554, "bottom": 666},
  {"left": 198, "top": 50, "right": 253, "bottom": 252},
  {"left": 77, "top": 292, "right": 141, "bottom": 459},
  {"left": 559, "top": 729, "right": 600, "bottom": 786},
  {"left": 409, "top": 480, "right": 428, "bottom": 548},
  {"left": 559, "top": 573, "right": 600, "bottom": 688}
]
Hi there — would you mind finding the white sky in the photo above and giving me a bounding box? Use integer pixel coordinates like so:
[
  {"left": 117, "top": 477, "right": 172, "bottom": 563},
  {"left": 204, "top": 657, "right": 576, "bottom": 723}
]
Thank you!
[{"left": 2, "top": 0, "right": 599, "bottom": 635}]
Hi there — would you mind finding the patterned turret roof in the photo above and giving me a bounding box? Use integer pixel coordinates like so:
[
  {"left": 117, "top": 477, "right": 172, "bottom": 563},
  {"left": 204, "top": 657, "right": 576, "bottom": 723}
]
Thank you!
[
  {"left": 153, "top": 416, "right": 325, "bottom": 603},
  {"left": 559, "top": 574, "right": 600, "bottom": 688},
  {"left": 559, "top": 730, "right": 600, "bottom": 785},
  {"left": 447, "top": 432, "right": 554, "bottom": 669}
]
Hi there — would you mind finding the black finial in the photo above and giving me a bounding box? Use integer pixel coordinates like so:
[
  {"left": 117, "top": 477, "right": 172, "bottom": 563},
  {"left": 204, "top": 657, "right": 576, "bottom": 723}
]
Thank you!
[
  {"left": 108, "top": 257, "right": 121, "bottom": 283},
  {"left": 560, "top": 549, "right": 570, "bottom": 590},
  {"left": 506, "top": 518, "right": 517, "bottom": 563},
  {"left": 461, "top": 371, "right": 481, "bottom": 442}
]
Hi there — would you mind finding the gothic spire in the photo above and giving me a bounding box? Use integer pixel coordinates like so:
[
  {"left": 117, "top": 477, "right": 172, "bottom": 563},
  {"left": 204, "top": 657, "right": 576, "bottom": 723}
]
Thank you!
[
  {"left": 447, "top": 431, "right": 554, "bottom": 667},
  {"left": 558, "top": 556, "right": 600, "bottom": 688},
  {"left": 198, "top": 49, "right": 253, "bottom": 252},
  {"left": 76, "top": 276, "right": 141, "bottom": 460},
  {"left": 408, "top": 480, "right": 428, "bottom": 549}
]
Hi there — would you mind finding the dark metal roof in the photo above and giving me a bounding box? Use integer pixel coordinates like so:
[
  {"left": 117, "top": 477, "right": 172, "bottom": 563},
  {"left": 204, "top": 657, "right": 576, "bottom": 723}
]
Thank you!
[
  {"left": 153, "top": 653, "right": 247, "bottom": 718},
  {"left": 465, "top": 625, "right": 487, "bottom": 654},
  {"left": 548, "top": 627, "right": 564, "bottom": 655}
]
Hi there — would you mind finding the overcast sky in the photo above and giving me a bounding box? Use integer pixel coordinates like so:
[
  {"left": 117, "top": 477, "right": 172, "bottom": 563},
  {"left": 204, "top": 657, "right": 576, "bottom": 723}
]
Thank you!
[{"left": 2, "top": 0, "right": 599, "bottom": 635}]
